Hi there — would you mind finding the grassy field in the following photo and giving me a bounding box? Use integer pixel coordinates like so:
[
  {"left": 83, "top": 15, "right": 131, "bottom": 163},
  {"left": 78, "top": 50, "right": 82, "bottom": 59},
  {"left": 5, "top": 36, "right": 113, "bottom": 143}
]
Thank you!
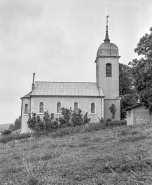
[{"left": 0, "top": 123, "right": 152, "bottom": 185}]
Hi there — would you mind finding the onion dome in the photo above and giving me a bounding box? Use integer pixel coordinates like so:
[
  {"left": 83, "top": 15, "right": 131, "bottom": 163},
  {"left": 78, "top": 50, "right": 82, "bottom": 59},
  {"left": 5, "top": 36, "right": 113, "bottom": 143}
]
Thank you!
[{"left": 95, "top": 16, "right": 120, "bottom": 62}]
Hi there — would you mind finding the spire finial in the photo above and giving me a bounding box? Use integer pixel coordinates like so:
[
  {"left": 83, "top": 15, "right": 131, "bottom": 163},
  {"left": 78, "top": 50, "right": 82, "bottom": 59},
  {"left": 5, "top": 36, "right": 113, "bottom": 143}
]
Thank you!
[{"left": 104, "top": 15, "right": 110, "bottom": 43}]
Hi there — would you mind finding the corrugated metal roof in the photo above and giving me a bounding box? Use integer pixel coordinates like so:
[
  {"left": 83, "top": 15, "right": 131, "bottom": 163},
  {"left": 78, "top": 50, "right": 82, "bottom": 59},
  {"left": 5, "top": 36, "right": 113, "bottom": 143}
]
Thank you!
[{"left": 31, "top": 81, "right": 104, "bottom": 97}]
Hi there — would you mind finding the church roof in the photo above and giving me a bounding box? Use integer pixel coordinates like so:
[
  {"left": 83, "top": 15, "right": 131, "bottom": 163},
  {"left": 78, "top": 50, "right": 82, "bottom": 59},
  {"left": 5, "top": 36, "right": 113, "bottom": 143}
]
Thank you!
[
  {"left": 30, "top": 81, "right": 104, "bottom": 97},
  {"left": 97, "top": 42, "right": 119, "bottom": 57}
]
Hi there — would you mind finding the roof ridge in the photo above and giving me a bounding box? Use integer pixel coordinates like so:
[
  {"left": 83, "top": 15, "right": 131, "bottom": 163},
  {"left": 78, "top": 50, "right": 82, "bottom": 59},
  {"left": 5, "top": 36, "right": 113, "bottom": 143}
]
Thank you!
[{"left": 35, "top": 81, "right": 97, "bottom": 83}]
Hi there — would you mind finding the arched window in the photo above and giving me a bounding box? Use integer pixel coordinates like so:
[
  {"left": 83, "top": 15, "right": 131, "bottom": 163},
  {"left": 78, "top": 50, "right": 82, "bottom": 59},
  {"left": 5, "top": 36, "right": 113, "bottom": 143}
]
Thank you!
[
  {"left": 39, "top": 102, "right": 44, "bottom": 113},
  {"left": 24, "top": 104, "right": 28, "bottom": 114},
  {"left": 57, "top": 102, "right": 61, "bottom": 113},
  {"left": 91, "top": 103, "right": 95, "bottom": 113},
  {"left": 74, "top": 102, "right": 78, "bottom": 112},
  {"left": 106, "top": 63, "right": 112, "bottom": 77}
]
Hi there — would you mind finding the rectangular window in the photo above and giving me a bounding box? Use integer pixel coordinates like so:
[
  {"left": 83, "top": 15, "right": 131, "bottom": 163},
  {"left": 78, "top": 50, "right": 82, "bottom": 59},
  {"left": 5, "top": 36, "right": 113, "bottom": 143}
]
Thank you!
[{"left": 91, "top": 103, "right": 95, "bottom": 113}]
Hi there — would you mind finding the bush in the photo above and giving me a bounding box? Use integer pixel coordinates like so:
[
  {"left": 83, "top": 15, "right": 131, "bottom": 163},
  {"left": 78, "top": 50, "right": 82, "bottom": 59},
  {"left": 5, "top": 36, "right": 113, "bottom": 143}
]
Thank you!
[
  {"left": 71, "top": 109, "right": 83, "bottom": 126},
  {"left": 27, "top": 112, "right": 59, "bottom": 131},
  {"left": 0, "top": 132, "right": 32, "bottom": 144},
  {"left": 106, "top": 120, "right": 127, "bottom": 127},
  {"left": 83, "top": 112, "right": 91, "bottom": 124},
  {"left": 59, "top": 108, "right": 91, "bottom": 127},
  {"left": 106, "top": 118, "right": 112, "bottom": 122},
  {"left": 2, "top": 129, "right": 12, "bottom": 135},
  {"left": 109, "top": 103, "right": 117, "bottom": 119}
]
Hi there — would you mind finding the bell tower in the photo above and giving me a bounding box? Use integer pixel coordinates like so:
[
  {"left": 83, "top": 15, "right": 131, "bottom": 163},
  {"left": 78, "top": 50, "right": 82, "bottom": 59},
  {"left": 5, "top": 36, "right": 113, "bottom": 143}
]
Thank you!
[{"left": 95, "top": 16, "right": 120, "bottom": 120}]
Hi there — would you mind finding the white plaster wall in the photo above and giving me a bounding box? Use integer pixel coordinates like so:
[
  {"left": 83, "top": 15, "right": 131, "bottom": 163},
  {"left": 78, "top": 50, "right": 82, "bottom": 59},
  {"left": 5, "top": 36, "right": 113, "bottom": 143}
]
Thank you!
[
  {"left": 31, "top": 96, "right": 102, "bottom": 122},
  {"left": 97, "top": 57, "right": 119, "bottom": 98},
  {"left": 21, "top": 98, "right": 31, "bottom": 133},
  {"left": 126, "top": 109, "right": 134, "bottom": 125}
]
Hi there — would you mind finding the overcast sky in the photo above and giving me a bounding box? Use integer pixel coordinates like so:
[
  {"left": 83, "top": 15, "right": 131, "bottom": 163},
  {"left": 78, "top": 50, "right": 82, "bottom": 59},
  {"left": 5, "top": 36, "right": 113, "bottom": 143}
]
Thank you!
[{"left": 0, "top": 0, "right": 152, "bottom": 124}]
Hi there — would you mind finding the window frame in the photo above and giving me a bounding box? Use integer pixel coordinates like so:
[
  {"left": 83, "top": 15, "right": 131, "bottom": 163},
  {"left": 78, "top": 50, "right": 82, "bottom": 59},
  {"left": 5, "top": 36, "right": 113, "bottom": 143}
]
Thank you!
[
  {"left": 106, "top": 63, "right": 112, "bottom": 77},
  {"left": 24, "top": 103, "right": 28, "bottom": 115},
  {"left": 39, "top": 102, "right": 44, "bottom": 114},
  {"left": 74, "top": 102, "right": 79, "bottom": 112},
  {"left": 91, "top": 102, "right": 96, "bottom": 114},
  {"left": 57, "top": 102, "right": 62, "bottom": 114}
]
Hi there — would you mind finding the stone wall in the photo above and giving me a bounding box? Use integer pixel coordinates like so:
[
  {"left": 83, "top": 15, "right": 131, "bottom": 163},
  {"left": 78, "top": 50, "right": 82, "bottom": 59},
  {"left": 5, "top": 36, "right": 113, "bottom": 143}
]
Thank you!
[{"left": 30, "top": 96, "right": 102, "bottom": 122}]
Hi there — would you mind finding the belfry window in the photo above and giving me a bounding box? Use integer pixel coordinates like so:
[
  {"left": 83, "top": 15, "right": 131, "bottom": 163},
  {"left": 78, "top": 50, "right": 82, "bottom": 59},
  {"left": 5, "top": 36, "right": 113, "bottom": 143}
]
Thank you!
[
  {"left": 74, "top": 102, "right": 78, "bottom": 112},
  {"left": 57, "top": 102, "right": 61, "bottom": 113},
  {"left": 106, "top": 63, "right": 112, "bottom": 77},
  {"left": 24, "top": 104, "right": 28, "bottom": 114},
  {"left": 39, "top": 102, "right": 44, "bottom": 113},
  {"left": 91, "top": 103, "right": 95, "bottom": 113}
]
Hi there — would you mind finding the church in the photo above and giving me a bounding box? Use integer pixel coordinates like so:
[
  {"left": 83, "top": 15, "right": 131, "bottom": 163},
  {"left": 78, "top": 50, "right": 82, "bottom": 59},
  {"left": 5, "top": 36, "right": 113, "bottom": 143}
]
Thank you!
[{"left": 20, "top": 18, "right": 120, "bottom": 133}]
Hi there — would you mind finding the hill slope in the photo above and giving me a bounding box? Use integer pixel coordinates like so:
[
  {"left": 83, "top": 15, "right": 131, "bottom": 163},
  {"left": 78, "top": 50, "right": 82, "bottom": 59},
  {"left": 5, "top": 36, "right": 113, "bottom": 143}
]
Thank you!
[{"left": 0, "top": 123, "right": 152, "bottom": 185}]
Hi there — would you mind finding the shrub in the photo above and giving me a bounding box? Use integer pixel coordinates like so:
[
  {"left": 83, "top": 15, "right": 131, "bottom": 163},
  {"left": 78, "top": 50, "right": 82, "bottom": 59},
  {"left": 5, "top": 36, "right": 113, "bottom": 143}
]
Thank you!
[
  {"left": 0, "top": 132, "right": 31, "bottom": 144},
  {"left": 106, "top": 120, "right": 126, "bottom": 127},
  {"left": 27, "top": 113, "right": 43, "bottom": 131},
  {"left": 28, "top": 112, "right": 59, "bottom": 131},
  {"left": 106, "top": 118, "right": 112, "bottom": 122},
  {"left": 2, "top": 129, "right": 12, "bottom": 135},
  {"left": 83, "top": 112, "right": 91, "bottom": 124},
  {"left": 59, "top": 108, "right": 90, "bottom": 127},
  {"left": 109, "top": 103, "right": 117, "bottom": 119},
  {"left": 71, "top": 109, "right": 83, "bottom": 126},
  {"left": 59, "top": 107, "right": 72, "bottom": 126}
]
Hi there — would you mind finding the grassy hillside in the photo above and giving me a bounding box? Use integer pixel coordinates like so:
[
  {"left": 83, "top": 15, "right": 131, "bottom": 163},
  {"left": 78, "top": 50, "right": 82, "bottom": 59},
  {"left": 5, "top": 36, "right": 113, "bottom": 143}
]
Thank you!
[{"left": 0, "top": 123, "right": 152, "bottom": 185}]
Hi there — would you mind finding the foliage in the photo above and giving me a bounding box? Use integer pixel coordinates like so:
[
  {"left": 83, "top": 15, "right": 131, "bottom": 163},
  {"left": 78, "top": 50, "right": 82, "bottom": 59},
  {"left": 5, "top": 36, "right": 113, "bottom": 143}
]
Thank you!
[
  {"left": 106, "top": 118, "right": 112, "bottom": 122},
  {"left": 2, "top": 129, "right": 12, "bottom": 135},
  {"left": 9, "top": 116, "right": 21, "bottom": 131},
  {"left": 59, "top": 107, "right": 72, "bottom": 127},
  {"left": 129, "top": 27, "right": 152, "bottom": 114},
  {"left": 71, "top": 109, "right": 83, "bottom": 126},
  {"left": 83, "top": 112, "right": 91, "bottom": 124},
  {"left": 27, "top": 112, "right": 59, "bottom": 131},
  {"left": 106, "top": 120, "right": 127, "bottom": 127},
  {"left": 59, "top": 107, "right": 91, "bottom": 127},
  {"left": 119, "top": 63, "right": 136, "bottom": 119},
  {"left": 27, "top": 113, "right": 43, "bottom": 131},
  {"left": 119, "top": 63, "right": 134, "bottom": 96},
  {"left": 109, "top": 104, "right": 117, "bottom": 119},
  {"left": 120, "top": 94, "right": 137, "bottom": 119},
  {"left": 42, "top": 111, "right": 58, "bottom": 130},
  {"left": 0, "top": 132, "right": 31, "bottom": 144}
]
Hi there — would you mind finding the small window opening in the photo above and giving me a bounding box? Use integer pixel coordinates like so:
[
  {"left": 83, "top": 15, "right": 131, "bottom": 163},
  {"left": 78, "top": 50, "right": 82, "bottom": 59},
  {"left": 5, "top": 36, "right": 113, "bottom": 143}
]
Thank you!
[
  {"left": 39, "top": 102, "right": 44, "bottom": 113},
  {"left": 24, "top": 104, "right": 28, "bottom": 114},
  {"left": 106, "top": 63, "right": 112, "bottom": 77},
  {"left": 57, "top": 102, "right": 61, "bottom": 113},
  {"left": 91, "top": 103, "right": 95, "bottom": 113}
]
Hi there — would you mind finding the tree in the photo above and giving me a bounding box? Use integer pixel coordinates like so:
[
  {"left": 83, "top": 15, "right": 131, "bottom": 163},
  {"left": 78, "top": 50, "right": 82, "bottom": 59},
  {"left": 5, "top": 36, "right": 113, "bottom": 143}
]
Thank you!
[
  {"left": 129, "top": 27, "right": 152, "bottom": 114},
  {"left": 119, "top": 63, "right": 136, "bottom": 119},
  {"left": 109, "top": 104, "right": 117, "bottom": 119},
  {"left": 9, "top": 116, "right": 21, "bottom": 131},
  {"left": 119, "top": 63, "right": 134, "bottom": 95}
]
